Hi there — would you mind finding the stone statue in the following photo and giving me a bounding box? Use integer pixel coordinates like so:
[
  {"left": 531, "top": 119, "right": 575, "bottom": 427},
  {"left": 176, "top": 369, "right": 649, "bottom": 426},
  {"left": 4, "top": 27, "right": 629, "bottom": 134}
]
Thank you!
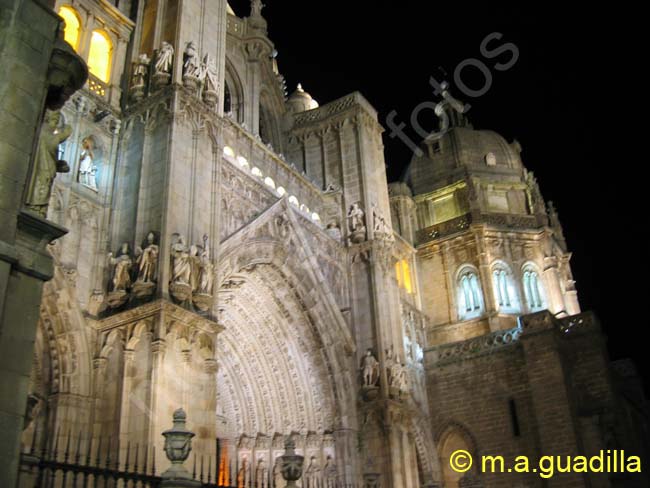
[
  {"left": 304, "top": 456, "right": 320, "bottom": 488},
  {"left": 183, "top": 41, "right": 201, "bottom": 79},
  {"left": 361, "top": 349, "right": 379, "bottom": 387},
  {"left": 403, "top": 334, "right": 412, "bottom": 362},
  {"left": 348, "top": 202, "right": 366, "bottom": 243},
  {"left": 154, "top": 41, "right": 174, "bottom": 75},
  {"left": 385, "top": 345, "right": 395, "bottom": 384},
  {"left": 78, "top": 136, "right": 97, "bottom": 190},
  {"left": 197, "top": 235, "right": 214, "bottom": 295},
  {"left": 135, "top": 231, "right": 159, "bottom": 283},
  {"left": 171, "top": 235, "right": 192, "bottom": 285},
  {"left": 372, "top": 203, "right": 391, "bottom": 237},
  {"left": 256, "top": 458, "right": 269, "bottom": 488},
  {"left": 131, "top": 53, "right": 150, "bottom": 88},
  {"left": 251, "top": 0, "right": 265, "bottom": 17},
  {"left": 238, "top": 457, "right": 250, "bottom": 488},
  {"left": 201, "top": 53, "right": 219, "bottom": 94},
  {"left": 108, "top": 243, "right": 133, "bottom": 292},
  {"left": 396, "top": 363, "right": 409, "bottom": 396},
  {"left": 323, "top": 456, "right": 337, "bottom": 488},
  {"left": 24, "top": 110, "right": 72, "bottom": 217},
  {"left": 273, "top": 457, "right": 283, "bottom": 488}
]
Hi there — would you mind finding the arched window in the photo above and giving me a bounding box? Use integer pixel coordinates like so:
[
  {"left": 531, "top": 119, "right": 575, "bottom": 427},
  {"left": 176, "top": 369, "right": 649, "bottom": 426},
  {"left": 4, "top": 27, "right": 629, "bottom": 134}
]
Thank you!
[
  {"left": 492, "top": 263, "right": 519, "bottom": 313},
  {"left": 88, "top": 30, "right": 112, "bottom": 83},
  {"left": 522, "top": 264, "right": 545, "bottom": 311},
  {"left": 58, "top": 6, "right": 81, "bottom": 52},
  {"left": 457, "top": 267, "right": 483, "bottom": 320}
]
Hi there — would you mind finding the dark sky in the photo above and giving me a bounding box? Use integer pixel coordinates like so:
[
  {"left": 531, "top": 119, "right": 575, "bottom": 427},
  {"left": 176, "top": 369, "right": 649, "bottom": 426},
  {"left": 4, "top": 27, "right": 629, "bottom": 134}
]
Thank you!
[{"left": 230, "top": 2, "right": 647, "bottom": 388}]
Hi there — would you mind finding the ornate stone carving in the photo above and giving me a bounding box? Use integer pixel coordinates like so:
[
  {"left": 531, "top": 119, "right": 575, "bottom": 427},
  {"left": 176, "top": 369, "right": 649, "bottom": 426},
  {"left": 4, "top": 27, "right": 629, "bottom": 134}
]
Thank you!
[
  {"left": 130, "top": 53, "right": 150, "bottom": 101},
  {"left": 183, "top": 41, "right": 201, "bottom": 91},
  {"left": 78, "top": 136, "right": 98, "bottom": 190},
  {"left": 24, "top": 110, "right": 72, "bottom": 217},
  {"left": 201, "top": 53, "right": 219, "bottom": 106},
  {"left": 170, "top": 234, "right": 193, "bottom": 302},
  {"left": 133, "top": 231, "right": 159, "bottom": 298},
  {"left": 161, "top": 408, "right": 196, "bottom": 481},
  {"left": 347, "top": 202, "right": 366, "bottom": 244},
  {"left": 372, "top": 203, "right": 392, "bottom": 239},
  {"left": 194, "top": 235, "right": 215, "bottom": 312},
  {"left": 153, "top": 41, "right": 174, "bottom": 89},
  {"left": 107, "top": 243, "right": 133, "bottom": 308},
  {"left": 361, "top": 349, "right": 379, "bottom": 388}
]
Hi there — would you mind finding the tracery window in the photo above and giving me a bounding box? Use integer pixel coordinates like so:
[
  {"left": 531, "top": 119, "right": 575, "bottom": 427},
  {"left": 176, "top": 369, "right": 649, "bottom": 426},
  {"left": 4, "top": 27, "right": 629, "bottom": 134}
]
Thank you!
[
  {"left": 492, "top": 263, "right": 519, "bottom": 312},
  {"left": 457, "top": 267, "right": 483, "bottom": 320},
  {"left": 523, "top": 265, "right": 545, "bottom": 311}
]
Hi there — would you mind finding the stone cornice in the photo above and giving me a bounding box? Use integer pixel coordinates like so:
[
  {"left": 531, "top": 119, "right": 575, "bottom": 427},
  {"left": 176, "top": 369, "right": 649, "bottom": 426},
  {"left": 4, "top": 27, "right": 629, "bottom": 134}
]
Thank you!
[
  {"left": 92, "top": 299, "right": 224, "bottom": 335},
  {"left": 291, "top": 92, "right": 382, "bottom": 133}
]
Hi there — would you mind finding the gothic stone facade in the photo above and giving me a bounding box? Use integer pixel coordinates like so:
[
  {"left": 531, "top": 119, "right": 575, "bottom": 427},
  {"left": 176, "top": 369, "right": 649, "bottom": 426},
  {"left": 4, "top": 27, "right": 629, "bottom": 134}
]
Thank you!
[{"left": 16, "top": 1, "right": 648, "bottom": 488}]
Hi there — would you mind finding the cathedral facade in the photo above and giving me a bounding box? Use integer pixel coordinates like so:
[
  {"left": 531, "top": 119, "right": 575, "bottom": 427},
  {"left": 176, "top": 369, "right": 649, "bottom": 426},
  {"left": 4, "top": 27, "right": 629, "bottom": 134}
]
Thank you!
[{"left": 8, "top": 1, "right": 647, "bottom": 488}]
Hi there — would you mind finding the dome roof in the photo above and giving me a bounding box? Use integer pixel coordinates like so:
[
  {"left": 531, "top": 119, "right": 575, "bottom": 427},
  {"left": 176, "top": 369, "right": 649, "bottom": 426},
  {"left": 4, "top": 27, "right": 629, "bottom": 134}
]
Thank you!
[
  {"left": 286, "top": 84, "right": 319, "bottom": 113},
  {"left": 405, "top": 126, "right": 523, "bottom": 196}
]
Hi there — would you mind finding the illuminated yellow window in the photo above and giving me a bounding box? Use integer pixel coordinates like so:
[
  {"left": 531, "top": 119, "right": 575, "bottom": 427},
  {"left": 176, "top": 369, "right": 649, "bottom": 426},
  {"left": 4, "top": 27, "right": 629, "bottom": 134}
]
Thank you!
[
  {"left": 402, "top": 259, "right": 413, "bottom": 294},
  {"left": 88, "top": 30, "right": 112, "bottom": 83},
  {"left": 58, "top": 6, "right": 81, "bottom": 51},
  {"left": 395, "top": 259, "right": 413, "bottom": 294}
]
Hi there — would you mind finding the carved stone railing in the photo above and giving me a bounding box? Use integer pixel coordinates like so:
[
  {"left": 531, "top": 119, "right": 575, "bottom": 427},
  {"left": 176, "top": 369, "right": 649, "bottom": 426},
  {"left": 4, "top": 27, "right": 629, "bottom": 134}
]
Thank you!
[
  {"left": 431, "top": 326, "right": 522, "bottom": 365},
  {"left": 557, "top": 311, "right": 597, "bottom": 335},
  {"left": 292, "top": 92, "right": 378, "bottom": 128},
  {"left": 87, "top": 74, "right": 108, "bottom": 100},
  {"left": 477, "top": 213, "right": 546, "bottom": 230},
  {"left": 415, "top": 214, "right": 471, "bottom": 245}
]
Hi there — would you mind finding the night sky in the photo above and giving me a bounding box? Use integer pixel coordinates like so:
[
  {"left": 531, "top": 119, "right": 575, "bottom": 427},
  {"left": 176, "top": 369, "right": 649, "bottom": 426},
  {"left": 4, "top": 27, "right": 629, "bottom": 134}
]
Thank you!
[{"left": 230, "top": 2, "right": 646, "bottom": 388}]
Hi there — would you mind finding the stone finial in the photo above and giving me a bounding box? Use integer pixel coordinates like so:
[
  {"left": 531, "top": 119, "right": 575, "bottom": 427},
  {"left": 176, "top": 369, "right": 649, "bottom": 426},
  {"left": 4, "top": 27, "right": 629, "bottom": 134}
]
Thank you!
[
  {"left": 161, "top": 408, "right": 198, "bottom": 485},
  {"left": 280, "top": 436, "right": 304, "bottom": 487}
]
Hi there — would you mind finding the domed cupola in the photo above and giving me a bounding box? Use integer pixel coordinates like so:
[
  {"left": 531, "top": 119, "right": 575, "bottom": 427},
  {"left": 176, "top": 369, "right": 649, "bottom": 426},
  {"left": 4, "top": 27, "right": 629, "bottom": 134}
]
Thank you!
[
  {"left": 286, "top": 84, "right": 319, "bottom": 113},
  {"left": 405, "top": 124, "right": 524, "bottom": 196}
]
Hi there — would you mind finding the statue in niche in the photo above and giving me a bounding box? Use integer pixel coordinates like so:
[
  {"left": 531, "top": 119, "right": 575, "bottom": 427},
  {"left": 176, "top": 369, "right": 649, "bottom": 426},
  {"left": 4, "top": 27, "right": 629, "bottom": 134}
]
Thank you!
[
  {"left": 78, "top": 136, "right": 98, "bottom": 190},
  {"left": 107, "top": 242, "right": 133, "bottom": 307},
  {"left": 130, "top": 53, "right": 150, "bottom": 101},
  {"left": 385, "top": 345, "right": 396, "bottom": 385},
  {"left": 360, "top": 349, "right": 379, "bottom": 388},
  {"left": 133, "top": 231, "right": 159, "bottom": 298},
  {"left": 304, "top": 456, "right": 320, "bottom": 488},
  {"left": 193, "top": 235, "right": 215, "bottom": 312},
  {"left": 155, "top": 42, "right": 174, "bottom": 75},
  {"left": 170, "top": 234, "right": 193, "bottom": 302},
  {"left": 201, "top": 53, "right": 219, "bottom": 105},
  {"left": 24, "top": 110, "right": 72, "bottom": 217},
  {"left": 153, "top": 41, "right": 174, "bottom": 89},
  {"left": 323, "top": 456, "right": 337, "bottom": 488},
  {"left": 183, "top": 41, "right": 201, "bottom": 91},
  {"left": 237, "top": 457, "right": 250, "bottom": 488},
  {"left": 347, "top": 202, "right": 366, "bottom": 244},
  {"left": 372, "top": 203, "right": 392, "bottom": 238},
  {"left": 403, "top": 334, "right": 412, "bottom": 362},
  {"left": 132, "top": 53, "right": 150, "bottom": 87},
  {"left": 255, "top": 458, "right": 269, "bottom": 488}
]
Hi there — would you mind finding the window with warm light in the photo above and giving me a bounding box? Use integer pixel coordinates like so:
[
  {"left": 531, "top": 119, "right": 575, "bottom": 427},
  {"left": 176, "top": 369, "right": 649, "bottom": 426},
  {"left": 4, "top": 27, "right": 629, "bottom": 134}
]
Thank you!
[
  {"left": 395, "top": 259, "right": 413, "bottom": 294},
  {"left": 88, "top": 30, "right": 112, "bottom": 83},
  {"left": 58, "top": 6, "right": 81, "bottom": 51}
]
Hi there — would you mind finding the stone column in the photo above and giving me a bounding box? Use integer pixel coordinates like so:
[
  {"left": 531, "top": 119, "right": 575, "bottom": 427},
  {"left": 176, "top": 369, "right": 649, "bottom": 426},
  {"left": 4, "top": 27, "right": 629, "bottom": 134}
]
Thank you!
[{"left": 0, "top": 3, "right": 86, "bottom": 484}]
